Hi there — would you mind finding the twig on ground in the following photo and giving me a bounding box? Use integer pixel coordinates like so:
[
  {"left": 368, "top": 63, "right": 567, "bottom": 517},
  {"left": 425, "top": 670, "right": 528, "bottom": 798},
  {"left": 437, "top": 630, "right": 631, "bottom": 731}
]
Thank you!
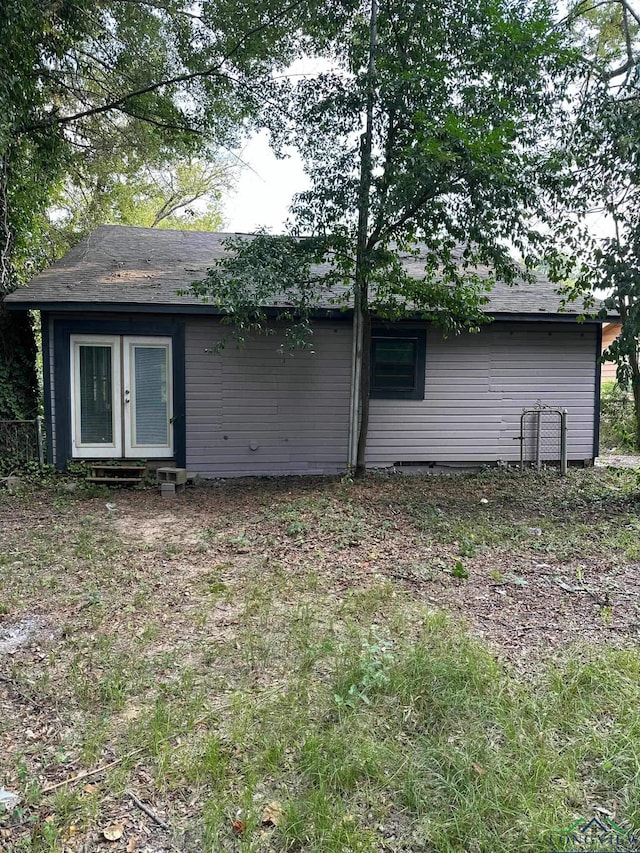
[
  {"left": 127, "top": 790, "right": 170, "bottom": 830},
  {"left": 41, "top": 749, "right": 147, "bottom": 794}
]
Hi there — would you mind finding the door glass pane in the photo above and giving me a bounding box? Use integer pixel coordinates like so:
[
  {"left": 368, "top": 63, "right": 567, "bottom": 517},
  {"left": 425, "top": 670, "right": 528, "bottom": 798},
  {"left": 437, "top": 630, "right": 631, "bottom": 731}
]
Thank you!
[
  {"left": 79, "top": 345, "right": 113, "bottom": 444},
  {"left": 134, "top": 346, "right": 169, "bottom": 445}
]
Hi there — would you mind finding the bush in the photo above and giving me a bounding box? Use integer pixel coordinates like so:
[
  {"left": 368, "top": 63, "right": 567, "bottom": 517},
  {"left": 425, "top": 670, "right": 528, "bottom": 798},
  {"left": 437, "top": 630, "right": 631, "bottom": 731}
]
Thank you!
[{"left": 600, "top": 381, "right": 637, "bottom": 451}]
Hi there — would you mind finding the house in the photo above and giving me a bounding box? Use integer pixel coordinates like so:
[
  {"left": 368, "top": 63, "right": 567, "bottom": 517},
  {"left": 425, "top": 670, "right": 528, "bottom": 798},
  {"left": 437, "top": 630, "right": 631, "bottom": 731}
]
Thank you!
[
  {"left": 5, "top": 225, "right": 604, "bottom": 476},
  {"left": 601, "top": 322, "right": 621, "bottom": 383}
]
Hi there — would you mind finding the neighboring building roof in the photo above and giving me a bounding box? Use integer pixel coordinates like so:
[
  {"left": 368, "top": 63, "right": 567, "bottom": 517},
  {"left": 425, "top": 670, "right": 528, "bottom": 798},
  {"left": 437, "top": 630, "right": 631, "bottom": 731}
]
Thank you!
[{"left": 5, "top": 224, "right": 597, "bottom": 319}]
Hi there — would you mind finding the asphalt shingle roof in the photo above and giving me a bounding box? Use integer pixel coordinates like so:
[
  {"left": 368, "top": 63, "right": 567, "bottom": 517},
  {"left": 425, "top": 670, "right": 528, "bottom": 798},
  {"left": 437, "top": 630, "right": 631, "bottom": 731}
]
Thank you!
[{"left": 5, "top": 224, "right": 585, "bottom": 317}]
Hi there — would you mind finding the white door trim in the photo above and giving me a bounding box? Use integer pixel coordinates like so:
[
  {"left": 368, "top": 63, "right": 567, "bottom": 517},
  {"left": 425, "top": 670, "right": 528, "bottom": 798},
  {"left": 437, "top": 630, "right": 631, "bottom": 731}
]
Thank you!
[
  {"left": 70, "top": 335, "right": 122, "bottom": 458},
  {"left": 70, "top": 334, "right": 174, "bottom": 460}
]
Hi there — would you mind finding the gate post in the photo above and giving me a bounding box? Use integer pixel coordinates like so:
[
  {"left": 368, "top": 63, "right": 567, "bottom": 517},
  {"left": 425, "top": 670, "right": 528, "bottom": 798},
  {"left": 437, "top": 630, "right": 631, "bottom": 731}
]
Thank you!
[
  {"left": 36, "top": 415, "right": 44, "bottom": 466},
  {"left": 560, "top": 409, "right": 567, "bottom": 476}
]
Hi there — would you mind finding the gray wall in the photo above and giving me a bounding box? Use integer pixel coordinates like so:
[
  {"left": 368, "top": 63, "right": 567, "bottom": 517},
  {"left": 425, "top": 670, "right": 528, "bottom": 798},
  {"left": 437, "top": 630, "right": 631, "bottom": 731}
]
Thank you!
[
  {"left": 46, "top": 314, "right": 598, "bottom": 473},
  {"left": 367, "top": 322, "right": 598, "bottom": 466},
  {"left": 185, "top": 318, "right": 598, "bottom": 476},
  {"left": 185, "top": 319, "right": 352, "bottom": 476}
]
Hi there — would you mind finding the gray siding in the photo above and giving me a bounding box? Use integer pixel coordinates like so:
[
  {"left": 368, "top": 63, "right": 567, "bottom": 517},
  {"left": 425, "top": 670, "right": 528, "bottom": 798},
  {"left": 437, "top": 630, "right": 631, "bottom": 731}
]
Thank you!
[
  {"left": 366, "top": 322, "right": 598, "bottom": 466},
  {"left": 185, "top": 319, "right": 352, "bottom": 476},
  {"left": 45, "top": 315, "right": 599, "bottom": 475}
]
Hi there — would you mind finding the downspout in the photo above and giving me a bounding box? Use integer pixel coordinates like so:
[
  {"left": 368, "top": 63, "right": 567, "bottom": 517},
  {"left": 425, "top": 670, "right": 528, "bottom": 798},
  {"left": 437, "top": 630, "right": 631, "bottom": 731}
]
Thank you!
[{"left": 347, "top": 304, "right": 363, "bottom": 472}]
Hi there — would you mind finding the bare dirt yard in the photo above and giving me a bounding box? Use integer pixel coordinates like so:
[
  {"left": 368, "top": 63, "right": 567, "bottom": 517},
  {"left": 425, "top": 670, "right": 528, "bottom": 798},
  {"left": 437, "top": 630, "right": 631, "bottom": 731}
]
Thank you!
[{"left": 1, "top": 466, "right": 640, "bottom": 852}]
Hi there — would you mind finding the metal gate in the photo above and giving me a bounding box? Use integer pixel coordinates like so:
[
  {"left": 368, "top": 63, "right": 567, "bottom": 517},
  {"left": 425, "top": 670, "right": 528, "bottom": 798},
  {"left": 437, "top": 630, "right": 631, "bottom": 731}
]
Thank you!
[
  {"left": 0, "top": 416, "right": 44, "bottom": 473},
  {"left": 519, "top": 403, "right": 567, "bottom": 474}
]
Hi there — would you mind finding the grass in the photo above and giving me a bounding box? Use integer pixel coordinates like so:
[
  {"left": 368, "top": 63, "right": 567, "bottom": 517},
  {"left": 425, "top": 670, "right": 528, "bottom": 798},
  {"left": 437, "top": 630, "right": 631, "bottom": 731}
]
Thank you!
[{"left": 1, "top": 467, "right": 640, "bottom": 851}]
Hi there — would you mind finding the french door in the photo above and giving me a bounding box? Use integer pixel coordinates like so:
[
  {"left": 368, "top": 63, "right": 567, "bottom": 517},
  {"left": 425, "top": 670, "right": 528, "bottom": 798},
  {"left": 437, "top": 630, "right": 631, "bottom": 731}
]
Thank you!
[{"left": 70, "top": 335, "right": 173, "bottom": 458}]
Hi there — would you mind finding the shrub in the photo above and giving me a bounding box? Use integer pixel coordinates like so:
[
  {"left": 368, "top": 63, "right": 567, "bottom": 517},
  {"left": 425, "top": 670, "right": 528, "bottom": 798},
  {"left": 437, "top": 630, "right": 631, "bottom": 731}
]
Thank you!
[{"left": 600, "top": 381, "right": 637, "bottom": 451}]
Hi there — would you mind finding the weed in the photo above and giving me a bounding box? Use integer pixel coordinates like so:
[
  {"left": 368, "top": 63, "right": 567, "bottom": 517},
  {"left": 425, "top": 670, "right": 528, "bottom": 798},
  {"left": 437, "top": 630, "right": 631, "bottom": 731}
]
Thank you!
[
  {"left": 458, "top": 536, "right": 477, "bottom": 557},
  {"left": 333, "top": 635, "right": 395, "bottom": 710},
  {"left": 601, "top": 604, "right": 613, "bottom": 626},
  {"left": 4, "top": 468, "right": 640, "bottom": 851},
  {"left": 451, "top": 559, "right": 469, "bottom": 579}
]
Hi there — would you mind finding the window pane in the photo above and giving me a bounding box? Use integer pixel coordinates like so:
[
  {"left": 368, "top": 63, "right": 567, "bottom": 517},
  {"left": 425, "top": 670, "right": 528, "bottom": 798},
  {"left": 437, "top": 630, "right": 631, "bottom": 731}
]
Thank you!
[
  {"left": 134, "top": 346, "right": 169, "bottom": 445},
  {"left": 372, "top": 339, "right": 417, "bottom": 389},
  {"left": 79, "top": 345, "right": 113, "bottom": 444}
]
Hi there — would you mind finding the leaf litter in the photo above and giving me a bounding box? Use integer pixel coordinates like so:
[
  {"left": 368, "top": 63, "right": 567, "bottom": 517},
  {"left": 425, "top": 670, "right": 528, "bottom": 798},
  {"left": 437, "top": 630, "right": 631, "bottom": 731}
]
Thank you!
[{"left": 1, "top": 467, "right": 640, "bottom": 849}]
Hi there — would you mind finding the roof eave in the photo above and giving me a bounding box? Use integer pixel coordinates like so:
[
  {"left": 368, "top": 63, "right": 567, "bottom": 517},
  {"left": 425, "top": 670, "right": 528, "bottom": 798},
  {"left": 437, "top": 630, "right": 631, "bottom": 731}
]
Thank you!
[{"left": 5, "top": 299, "right": 612, "bottom": 323}]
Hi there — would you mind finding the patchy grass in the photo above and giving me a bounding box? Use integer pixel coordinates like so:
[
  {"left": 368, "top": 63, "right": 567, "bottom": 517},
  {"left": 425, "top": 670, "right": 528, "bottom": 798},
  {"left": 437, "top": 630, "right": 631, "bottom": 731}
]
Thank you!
[{"left": 1, "top": 467, "right": 640, "bottom": 851}]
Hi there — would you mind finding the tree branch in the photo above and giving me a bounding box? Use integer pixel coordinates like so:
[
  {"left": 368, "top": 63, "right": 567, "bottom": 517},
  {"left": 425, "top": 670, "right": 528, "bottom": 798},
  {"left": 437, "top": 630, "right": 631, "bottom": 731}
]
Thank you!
[{"left": 20, "top": 0, "right": 311, "bottom": 134}]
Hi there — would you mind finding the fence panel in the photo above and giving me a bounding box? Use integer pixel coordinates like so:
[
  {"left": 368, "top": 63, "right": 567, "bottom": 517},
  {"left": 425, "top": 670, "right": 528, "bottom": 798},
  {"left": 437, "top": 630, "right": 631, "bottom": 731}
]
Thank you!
[{"left": 0, "top": 418, "right": 44, "bottom": 473}]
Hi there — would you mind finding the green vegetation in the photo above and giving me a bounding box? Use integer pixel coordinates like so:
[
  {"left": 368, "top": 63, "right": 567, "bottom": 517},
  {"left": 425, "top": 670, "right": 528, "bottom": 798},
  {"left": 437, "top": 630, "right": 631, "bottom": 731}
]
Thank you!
[
  {"left": 2, "top": 468, "right": 640, "bottom": 850},
  {"left": 600, "top": 381, "right": 637, "bottom": 451}
]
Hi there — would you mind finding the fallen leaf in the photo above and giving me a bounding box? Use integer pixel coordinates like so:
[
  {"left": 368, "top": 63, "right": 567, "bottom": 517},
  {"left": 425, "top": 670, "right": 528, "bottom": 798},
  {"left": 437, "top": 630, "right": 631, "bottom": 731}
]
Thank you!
[
  {"left": 472, "top": 762, "right": 486, "bottom": 776},
  {"left": 82, "top": 783, "right": 97, "bottom": 794},
  {"left": 126, "top": 837, "right": 138, "bottom": 852},
  {"left": 103, "top": 823, "right": 125, "bottom": 842},
  {"left": 231, "top": 819, "right": 247, "bottom": 836},
  {"left": 261, "top": 801, "right": 283, "bottom": 828}
]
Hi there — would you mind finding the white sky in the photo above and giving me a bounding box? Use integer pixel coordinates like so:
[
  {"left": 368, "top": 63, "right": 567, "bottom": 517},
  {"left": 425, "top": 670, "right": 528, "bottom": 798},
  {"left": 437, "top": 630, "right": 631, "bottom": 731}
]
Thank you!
[
  {"left": 221, "top": 56, "right": 335, "bottom": 233},
  {"left": 222, "top": 131, "right": 307, "bottom": 233}
]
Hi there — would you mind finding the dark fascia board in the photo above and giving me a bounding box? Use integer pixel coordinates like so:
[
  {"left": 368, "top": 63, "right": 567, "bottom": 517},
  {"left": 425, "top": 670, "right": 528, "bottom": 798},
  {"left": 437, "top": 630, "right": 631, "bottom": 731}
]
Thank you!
[
  {"left": 6, "top": 300, "right": 345, "bottom": 319},
  {"left": 5, "top": 300, "right": 610, "bottom": 324}
]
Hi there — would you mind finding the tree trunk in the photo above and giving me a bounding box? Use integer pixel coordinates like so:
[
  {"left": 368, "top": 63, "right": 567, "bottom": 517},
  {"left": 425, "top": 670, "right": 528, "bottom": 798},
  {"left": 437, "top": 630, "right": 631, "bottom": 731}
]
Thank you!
[
  {"left": 349, "top": 0, "right": 377, "bottom": 478},
  {"left": 617, "top": 294, "right": 640, "bottom": 450},
  {"left": 0, "top": 155, "right": 39, "bottom": 419}
]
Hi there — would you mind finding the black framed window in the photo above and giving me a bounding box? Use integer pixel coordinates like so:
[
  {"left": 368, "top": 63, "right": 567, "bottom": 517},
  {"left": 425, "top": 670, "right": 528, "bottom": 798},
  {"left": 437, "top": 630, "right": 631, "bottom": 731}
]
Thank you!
[{"left": 370, "top": 328, "right": 426, "bottom": 400}]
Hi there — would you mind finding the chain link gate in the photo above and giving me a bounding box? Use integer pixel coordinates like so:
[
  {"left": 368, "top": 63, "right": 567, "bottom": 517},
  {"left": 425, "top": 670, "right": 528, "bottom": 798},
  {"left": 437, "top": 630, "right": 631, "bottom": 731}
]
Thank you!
[{"left": 519, "top": 403, "right": 567, "bottom": 475}]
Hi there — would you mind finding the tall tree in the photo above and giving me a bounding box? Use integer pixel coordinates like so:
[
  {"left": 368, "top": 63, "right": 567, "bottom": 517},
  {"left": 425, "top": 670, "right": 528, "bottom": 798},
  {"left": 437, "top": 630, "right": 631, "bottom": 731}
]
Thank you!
[
  {"left": 51, "top": 155, "right": 237, "bottom": 256},
  {"left": 194, "top": 0, "right": 573, "bottom": 475},
  {"left": 549, "top": 0, "right": 640, "bottom": 447},
  {"left": 0, "top": 0, "right": 331, "bottom": 417}
]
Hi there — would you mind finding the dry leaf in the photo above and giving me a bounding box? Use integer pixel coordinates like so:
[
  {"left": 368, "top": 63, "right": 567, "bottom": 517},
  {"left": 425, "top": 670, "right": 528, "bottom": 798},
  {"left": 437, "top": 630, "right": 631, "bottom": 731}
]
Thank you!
[
  {"left": 82, "top": 784, "right": 97, "bottom": 795},
  {"left": 472, "top": 762, "right": 486, "bottom": 776},
  {"left": 261, "top": 801, "right": 283, "bottom": 828},
  {"left": 103, "top": 823, "right": 125, "bottom": 842},
  {"left": 126, "top": 837, "right": 138, "bottom": 852},
  {"left": 231, "top": 819, "right": 247, "bottom": 836}
]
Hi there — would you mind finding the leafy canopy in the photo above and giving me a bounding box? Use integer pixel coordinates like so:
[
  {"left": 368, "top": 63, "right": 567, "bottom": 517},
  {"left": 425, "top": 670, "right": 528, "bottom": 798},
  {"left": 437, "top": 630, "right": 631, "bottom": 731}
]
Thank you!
[
  {"left": 548, "top": 0, "right": 640, "bottom": 445},
  {"left": 0, "top": 0, "right": 330, "bottom": 417},
  {"left": 195, "top": 0, "right": 574, "bottom": 336}
]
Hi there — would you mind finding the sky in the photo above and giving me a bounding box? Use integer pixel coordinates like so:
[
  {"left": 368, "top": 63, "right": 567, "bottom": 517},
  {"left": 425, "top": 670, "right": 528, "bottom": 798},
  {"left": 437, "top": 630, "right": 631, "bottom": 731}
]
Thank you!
[
  {"left": 222, "top": 131, "right": 306, "bottom": 233},
  {"left": 221, "top": 56, "right": 334, "bottom": 234}
]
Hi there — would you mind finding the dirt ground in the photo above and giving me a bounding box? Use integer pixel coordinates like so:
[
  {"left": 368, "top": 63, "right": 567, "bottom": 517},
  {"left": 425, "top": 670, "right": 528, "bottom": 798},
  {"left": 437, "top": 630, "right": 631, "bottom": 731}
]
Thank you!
[{"left": 1, "top": 467, "right": 640, "bottom": 851}]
